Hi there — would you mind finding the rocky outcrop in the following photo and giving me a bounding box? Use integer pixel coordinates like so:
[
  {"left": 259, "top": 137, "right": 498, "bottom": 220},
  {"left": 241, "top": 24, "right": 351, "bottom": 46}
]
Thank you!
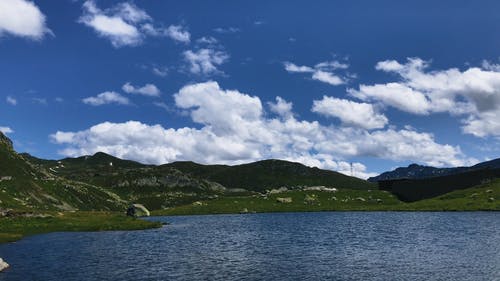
[
  {"left": 268, "top": 187, "right": 288, "bottom": 194},
  {"left": 276, "top": 197, "right": 292, "bottom": 203},
  {"left": 0, "top": 258, "right": 9, "bottom": 272},
  {"left": 303, "top": 186, "right": 337, "bottom": 192},
  {"left": 126, "top": 204, "right": 150, "bottom": 217}
]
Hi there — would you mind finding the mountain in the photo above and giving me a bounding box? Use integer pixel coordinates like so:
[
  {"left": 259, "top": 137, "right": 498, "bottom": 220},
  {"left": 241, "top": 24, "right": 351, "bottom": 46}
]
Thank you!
[
  {"left": 1, "top": 131, "right": 376, "bottom": 212},
  {"left": 165, "top": 159, "right": 374, "bottom": 191},
  {"left": 26, "top": 153, "right": 227, "bottom": 210},
  {"left": 368, "top": 158, "right": 500, "bottom": 182},
  {"left": 370, "top": 158, "right": 500, "bottom": 202},
  {"left": 378, "top": 167, "right": 500, "bottom": 202},
  {"left": 28, "top": 153, "right": 374, "bottom": 208},
  {"left": 0, "top": 132, "right": 126, "bottom": 211}
]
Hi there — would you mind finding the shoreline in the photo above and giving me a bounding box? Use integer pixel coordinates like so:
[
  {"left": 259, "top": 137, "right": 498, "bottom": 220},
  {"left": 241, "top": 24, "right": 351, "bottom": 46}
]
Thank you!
[
  {"left": 0, "top": 211, "right": 162, "bottom": 245},
  {"left": 152, "top": 207, "right": 500, "bottom": 217}
]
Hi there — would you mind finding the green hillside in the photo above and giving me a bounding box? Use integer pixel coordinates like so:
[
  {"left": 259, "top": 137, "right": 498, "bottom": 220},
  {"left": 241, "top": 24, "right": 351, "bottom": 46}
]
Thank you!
[
  {"left": 155, "top": 179, "right": 500, "bottom": 215},
  {"left": 2, "top": 130, "right": 498, "bottom": 215},
  {"left": 0, "top": 132, "right": 125, "bottom": 211},
  {"left": 27, "top": 153, "right": 226, "bottom": 210},
  {"left": 166, "top": 159, "right": 374, "bottom": 191},
  {"left": 29, "top": 153, "right": 375, "bottom": 210}
]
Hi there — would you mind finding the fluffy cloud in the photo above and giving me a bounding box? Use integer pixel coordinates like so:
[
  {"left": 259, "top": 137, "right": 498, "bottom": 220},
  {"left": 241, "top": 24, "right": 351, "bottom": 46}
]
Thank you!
[
  {"left": 268, "top": 97, "right": 293, "bottom": 119},
  {"left": 284, "top": 62, "right": 313, "bottom": 73},
  {"left": 197, "top": 36, "right": 218, "bottom": 45},
  {"left": 481, "top": 60, "right": 500, "bottom": 72},
  {"left": 349, "top": 58, "right": 500, "bottom": 138},
  {"left": 284, "top": 60, "right": 348, "bottom": 86},
  {"left": 0, "top": 0, "right": 51, "bottom": 40},
  {"left": 0, "top": 126, "right": 13, "bottom": 134},
  {"left": 164, "top": 25, "right": 190, "bottom": 43},
  {"left": 82, "top": 91, "right": 130, "bottom": 106},
  {"left": 122, "top": 82, "right": 160, "bottom": 97},
  {"left": 79, "top": 1, "right": 190, "bottom": 47},
  {"left": 79, "top": 1, "right": 148, "bottom": 47},
  {"left": 351, "top": 83, "right": 431, "bottom": 114},
  {"left": 52, "top": 82, "right": 473, "bottom": 178},
  {"left": 6, "top": 96, "right": 17, "bottom": 105},
  {"left": 174, "top": 82, "right": 262, "bottom": 136},
  {"left": 311, "top": 70, "right": 344, "bottom": 86},
  {"left": 183, "top": 49, "right": 229, "bottom": 75},
  {"left": 312, "top": 96, "right": 388, "bottom": 129}
]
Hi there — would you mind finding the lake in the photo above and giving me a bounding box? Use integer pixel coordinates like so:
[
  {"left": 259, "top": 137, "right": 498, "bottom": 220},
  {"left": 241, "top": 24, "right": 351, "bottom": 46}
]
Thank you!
[{"left": 0, "top": 212, "right": 499, "bottom": 281}]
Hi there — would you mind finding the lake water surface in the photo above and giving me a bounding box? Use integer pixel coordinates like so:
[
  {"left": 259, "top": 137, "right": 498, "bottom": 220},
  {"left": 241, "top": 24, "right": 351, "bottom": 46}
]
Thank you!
[{"left": 0, "top": 212, "right": 499, "bottom": 281}]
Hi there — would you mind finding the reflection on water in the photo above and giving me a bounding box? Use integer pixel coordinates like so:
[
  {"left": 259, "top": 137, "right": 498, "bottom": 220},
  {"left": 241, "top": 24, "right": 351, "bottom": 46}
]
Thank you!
[{"left": 0, "top": 212, "right": 499, "bottom": 281}]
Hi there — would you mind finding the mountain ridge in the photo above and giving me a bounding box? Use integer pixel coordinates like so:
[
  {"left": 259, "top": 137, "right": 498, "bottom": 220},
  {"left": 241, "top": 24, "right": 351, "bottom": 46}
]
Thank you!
[{"left": 368, "top": 158, "right": 500, "bottom": 182}]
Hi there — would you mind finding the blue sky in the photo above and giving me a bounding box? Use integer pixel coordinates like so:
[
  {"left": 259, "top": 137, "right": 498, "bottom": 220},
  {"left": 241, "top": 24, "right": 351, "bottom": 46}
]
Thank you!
[{"left": 1, "top": 0, "right": 500, "bottom": 178}]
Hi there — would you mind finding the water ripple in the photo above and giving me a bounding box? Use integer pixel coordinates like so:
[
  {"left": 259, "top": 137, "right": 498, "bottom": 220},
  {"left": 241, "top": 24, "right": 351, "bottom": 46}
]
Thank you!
[{"left": 0, "top": 212, "right": 499, "bottom": 281}]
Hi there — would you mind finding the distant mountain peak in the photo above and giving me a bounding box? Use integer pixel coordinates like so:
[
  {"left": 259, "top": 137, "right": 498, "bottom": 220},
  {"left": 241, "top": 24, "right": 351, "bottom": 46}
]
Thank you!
[{"left": 369, "top": 158, "right": 500, "bottom": 182}]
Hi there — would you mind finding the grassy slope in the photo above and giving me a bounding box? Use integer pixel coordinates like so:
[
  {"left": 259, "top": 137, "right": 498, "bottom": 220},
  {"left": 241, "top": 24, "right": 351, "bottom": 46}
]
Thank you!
[
  {"left": 0, "top": 135, "right": 127, "bottom": 211},
  {"left": 153, "top": 179, "right": 500, "bottom": 215},
  {"left": 0, "top": 212, "right": 162, "bottom": 244},
  {"left": 166, "top": 159, "right": 374, "bottom": 192},
  {"left": 404, "top": 178, "right": 500, "bottom": 210},
  {"left": 152, "top": 189, "right": 400, "bottom": 216},
  {"left": 26, "top": 153, "right": 228, "bottom": 210},
  {"left": 29, "top": 153, "right": 374, "bottom": 210}
]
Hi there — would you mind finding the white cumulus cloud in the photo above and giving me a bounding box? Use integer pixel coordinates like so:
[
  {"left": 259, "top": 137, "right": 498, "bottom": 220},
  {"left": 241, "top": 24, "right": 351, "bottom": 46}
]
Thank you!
[
  {"left": 122, "top": 82, "right": 160, "bottom": 97},
  {"left": 268, "top": 97, "right": 293, "bottom": 119},
  {"left": 284, "top": 60, "right": 349, "bottom": 86},
  {"left": 0, "top": 0, "right": 52, "bottom": 40},
  {"left": 79, "top": 1, "right": 148, "bottom": 47},
  {"left": 349, "top": 57, "right": 500, "bottom": 138},
  {"left": 164, "top": 25, "right": 190, "bottom": 43},
  {"left": 52, "top": 82, "right": 474, "bottom": 178},
  {"left": 183, "top": 48, "right": 229, "bottom": 75},
  {"left": 79, "top": 1, "right": 189, "bottom": 47},
  {"left": 82, "top": 91, "right": 130, "bottom": 106},
  {"left": 312, "top": 96, "right": 388, "bottom": 129},
  {"left": 197, "top": 36, "right": 218, "bottom": 45}
]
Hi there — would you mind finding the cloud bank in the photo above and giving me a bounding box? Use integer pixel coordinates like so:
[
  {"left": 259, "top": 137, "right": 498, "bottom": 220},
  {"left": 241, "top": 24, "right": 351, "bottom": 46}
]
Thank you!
[
  {"left": 349, "top": 58, "right": 500, "bottom": 138},
  {"left": 52, "top": 81, "right": 475, "bottom": 178}
]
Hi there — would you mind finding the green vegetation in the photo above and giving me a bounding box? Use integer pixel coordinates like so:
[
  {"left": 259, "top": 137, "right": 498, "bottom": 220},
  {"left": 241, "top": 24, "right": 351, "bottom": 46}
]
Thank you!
[
  {"left": 166, "top": 159, "right": 374, "bottom": 192},
  {"left": 154, "top": 179, "right": 500, "bottom": 215},
  {"left": 0, "top": 134, "right": 126, "bottom": 211},
  {"left": 403, "top": 178, "right": 500, "bottom": 210},
  {"left": 1, "top": 131, "right": 499, "bottom": 246},
  {"left": 0, "top": 211, "right": 162, "bottom": 244},
  {"left": 153, "top": 189, "right": 400, "bottom": 215}
]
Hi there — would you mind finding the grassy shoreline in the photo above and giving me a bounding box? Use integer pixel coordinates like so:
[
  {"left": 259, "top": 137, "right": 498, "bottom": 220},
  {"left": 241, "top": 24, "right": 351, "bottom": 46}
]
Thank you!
[
  {"left": 153, "top": 185, "right": 499, "bottom": 216},
  {"left": 1, "top": 182, "right": 498, "bottom": 245},
  {"left": 0, "top": 211, "right": 162, "bottom": 244}
]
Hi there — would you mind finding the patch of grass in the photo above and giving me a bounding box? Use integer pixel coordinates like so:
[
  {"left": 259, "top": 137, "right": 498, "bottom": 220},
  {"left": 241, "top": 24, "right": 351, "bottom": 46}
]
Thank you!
[
  {"left": 402, "top": 179, "right": 500, "bottom": 211},
  {"left": 167, "top": 159, "right": 375, "bottom": 192},
  {"left": 153, "top": 181, "right": 500, "bottom": 216},
  {"left": 152, "top": 189, "right": 402, "bottom": 215},
  {"left": 0, "top": 211, "right": 161, "bottom": 244}
]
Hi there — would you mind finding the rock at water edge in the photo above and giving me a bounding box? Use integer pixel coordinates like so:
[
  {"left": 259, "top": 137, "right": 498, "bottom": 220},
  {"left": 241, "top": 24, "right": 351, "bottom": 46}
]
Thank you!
[
  {"left": 0, "top": 258, "right": 9, "bottom": 272},
  {"left": 126, "top": 204, "right": 150, "bottom": 217}
]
